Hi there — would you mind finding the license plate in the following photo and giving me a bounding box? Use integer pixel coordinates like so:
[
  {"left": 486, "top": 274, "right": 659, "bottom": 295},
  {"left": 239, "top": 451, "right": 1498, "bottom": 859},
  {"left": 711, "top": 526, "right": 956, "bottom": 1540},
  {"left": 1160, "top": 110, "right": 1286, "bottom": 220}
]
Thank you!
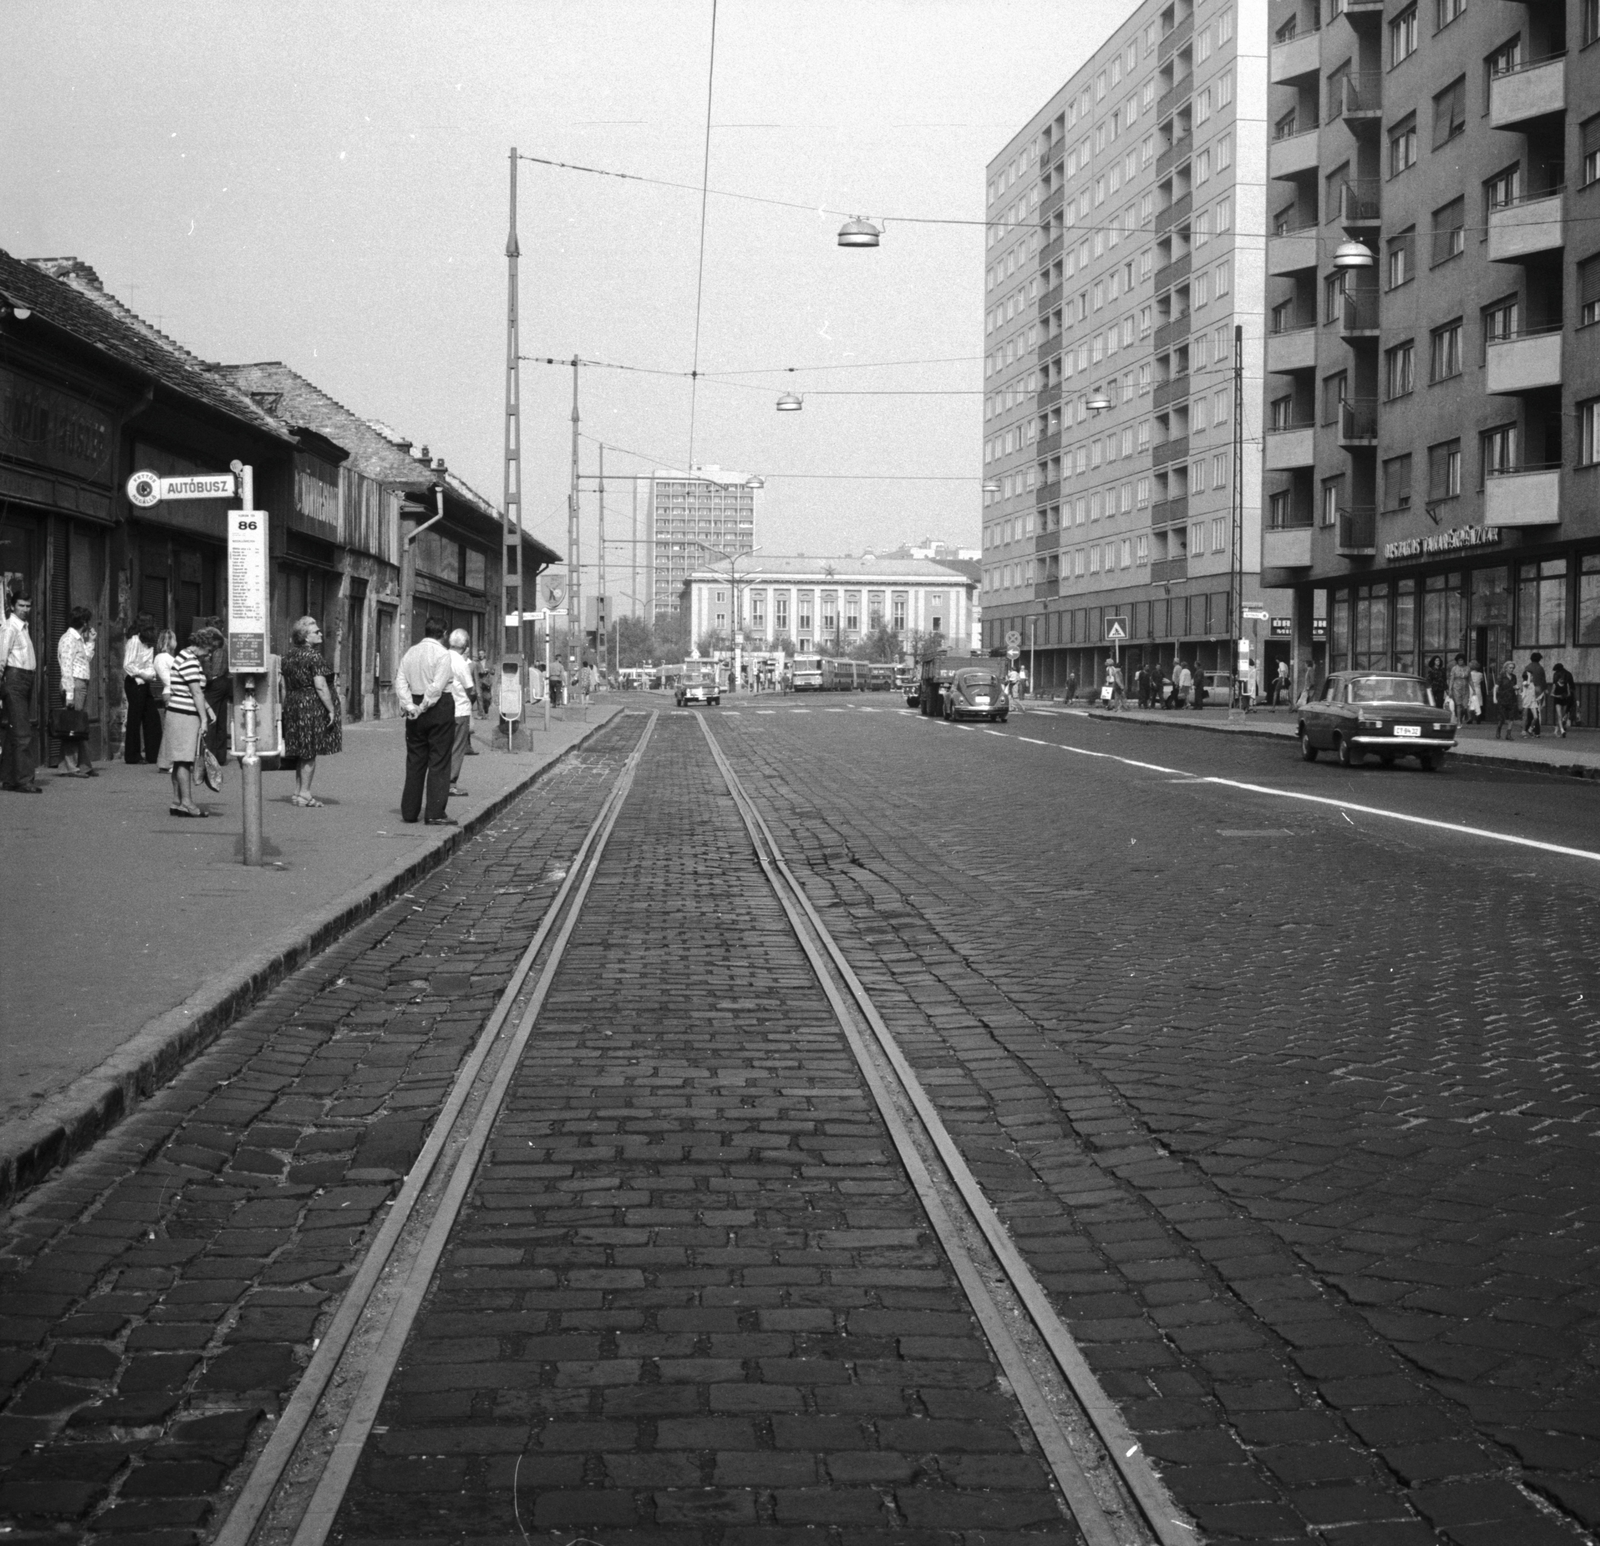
[
  {"left": 973, "top": 696, "right": 990, "bottom": 705},
  {"left": 1395, "top": 724, "right": 1421, "bottom": 737}
]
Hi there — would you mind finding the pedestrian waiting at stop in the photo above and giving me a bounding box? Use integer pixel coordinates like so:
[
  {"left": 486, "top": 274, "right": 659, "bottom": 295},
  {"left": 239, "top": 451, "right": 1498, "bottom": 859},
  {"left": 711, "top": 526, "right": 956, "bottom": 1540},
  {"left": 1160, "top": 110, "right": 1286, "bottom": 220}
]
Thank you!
[
  {"left": 165, "top": 625, "right": 223, "bottom": 817},
  {"left": 152, "top": 630, "right": 178, "bottom": 770},
  {"left": 446, "top": 628, "right": 477, "bottom": 795},
  {"left": 122, "top": 613, "right": 162, "bottom": 763},
  {"left": 279, "top": 616, "right": 341, "bottom": 808},
  {"left": 0, "top": 587, "right": 42, "bottom": 793},
  {"left": 397, "top": 617, "right": 456, "bottom": 826},
  {"left": 1172, "top": 660, "right": 1192, "bottom": 709},
  {"left": 55, "top": 606, "right": 97, "bottom": 777}
]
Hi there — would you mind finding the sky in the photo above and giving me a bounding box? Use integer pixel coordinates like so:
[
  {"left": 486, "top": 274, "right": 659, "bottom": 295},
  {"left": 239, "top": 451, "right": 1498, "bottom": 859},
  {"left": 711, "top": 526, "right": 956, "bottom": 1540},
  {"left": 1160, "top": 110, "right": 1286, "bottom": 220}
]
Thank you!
[{"left": 4, "top": 0, "right": 1133, "bottom": 579}]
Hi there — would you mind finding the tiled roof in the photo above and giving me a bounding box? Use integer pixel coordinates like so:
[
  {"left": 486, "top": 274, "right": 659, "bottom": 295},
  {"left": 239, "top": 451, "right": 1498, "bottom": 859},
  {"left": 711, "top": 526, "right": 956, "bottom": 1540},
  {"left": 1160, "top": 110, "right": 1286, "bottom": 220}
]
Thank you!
[
  {"left": 0, "top": 252, "right": 293, "bottom": 444},
  {"left": 214, "top": 364, "right": 436, "bottom": 488}
]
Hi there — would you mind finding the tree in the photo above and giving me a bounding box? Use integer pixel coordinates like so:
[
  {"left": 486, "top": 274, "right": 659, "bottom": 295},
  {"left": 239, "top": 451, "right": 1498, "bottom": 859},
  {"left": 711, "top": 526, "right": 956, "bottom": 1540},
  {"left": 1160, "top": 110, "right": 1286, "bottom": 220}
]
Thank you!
[
  {"left": 612, "top": 615, "right": 655, "bottom": 668},
  {"left": 858, "top": 624, "right": 902, "bottom": 662},
  {"left": 696, "top": 629, "right": 728, "bottom": 658},
  {"left": 652, "top": 609, "right": 690, "bottom": 662}
]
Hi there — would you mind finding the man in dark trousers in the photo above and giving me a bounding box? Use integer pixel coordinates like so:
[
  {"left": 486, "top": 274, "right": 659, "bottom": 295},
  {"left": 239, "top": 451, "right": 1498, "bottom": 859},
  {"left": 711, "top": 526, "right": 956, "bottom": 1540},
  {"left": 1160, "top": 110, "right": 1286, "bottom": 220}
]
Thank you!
[
  {"left": 397, "top": 617, "right": 456, "bottom": 826},
  {"left": 0, "top": 588, "right": 41, "bottom": 792}
]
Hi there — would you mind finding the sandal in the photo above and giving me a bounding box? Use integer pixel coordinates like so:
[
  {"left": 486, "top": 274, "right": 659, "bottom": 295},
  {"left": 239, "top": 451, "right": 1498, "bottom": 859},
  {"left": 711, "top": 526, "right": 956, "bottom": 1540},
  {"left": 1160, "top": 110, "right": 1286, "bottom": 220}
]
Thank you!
[{"left": 170, "top": 805, "right": 206, "bottom": 818}]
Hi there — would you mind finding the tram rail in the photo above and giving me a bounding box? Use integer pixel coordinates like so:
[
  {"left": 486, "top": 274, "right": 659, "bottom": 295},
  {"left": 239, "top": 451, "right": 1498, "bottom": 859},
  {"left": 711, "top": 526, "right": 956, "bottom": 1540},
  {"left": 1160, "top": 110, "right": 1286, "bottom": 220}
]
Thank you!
[{"left": 214, "top": 704, "right": 1189, "bottom": 1546}]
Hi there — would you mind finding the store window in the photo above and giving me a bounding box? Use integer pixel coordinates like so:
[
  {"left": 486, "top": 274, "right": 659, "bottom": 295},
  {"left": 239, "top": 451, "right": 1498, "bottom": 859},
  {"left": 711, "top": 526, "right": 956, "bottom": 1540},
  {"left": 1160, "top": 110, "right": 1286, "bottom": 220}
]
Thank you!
[
  {"left": 1353, "top": 583, "right": 1391, "bottom": 669},
  {"left": 1394, "top": 578, "right": 1417, "bottom": 672},
  {"left": 1422, "top": 572, "right": 1465, "bottom": 659},
  {"left": 1579, "top": 556, "right": 1600, "bottom": 645},
  {"left": 1516, "top": 559, "right": 1567, "bottom": 646}
]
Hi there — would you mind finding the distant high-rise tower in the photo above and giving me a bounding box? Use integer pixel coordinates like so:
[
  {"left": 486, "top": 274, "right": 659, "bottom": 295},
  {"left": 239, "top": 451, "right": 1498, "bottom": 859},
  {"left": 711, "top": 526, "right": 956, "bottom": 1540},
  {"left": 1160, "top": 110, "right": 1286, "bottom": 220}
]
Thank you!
[{"left": 642, "top": 466, "right": 758, "bottom": 618}]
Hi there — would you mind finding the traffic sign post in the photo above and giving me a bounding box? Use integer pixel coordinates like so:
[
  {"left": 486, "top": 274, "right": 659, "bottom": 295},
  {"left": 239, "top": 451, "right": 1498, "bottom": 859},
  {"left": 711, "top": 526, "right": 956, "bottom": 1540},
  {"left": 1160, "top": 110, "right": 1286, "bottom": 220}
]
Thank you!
[
  {"left": 1104, "top": 614, "right": 1129, "bottom": 667},
  {"left": 227, "top": 462, "right": 265, "bottom": 866}
]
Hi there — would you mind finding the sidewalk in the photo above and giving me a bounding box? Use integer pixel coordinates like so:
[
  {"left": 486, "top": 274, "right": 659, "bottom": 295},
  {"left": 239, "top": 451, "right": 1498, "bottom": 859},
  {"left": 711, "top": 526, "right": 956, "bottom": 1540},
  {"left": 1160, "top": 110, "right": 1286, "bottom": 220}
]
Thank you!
[
  {"left": 0, "top": 698, "right": 623, "bottom": 1200},
  {"left": 1026, "top": 697, "right": 1600, "bottom": 775}
]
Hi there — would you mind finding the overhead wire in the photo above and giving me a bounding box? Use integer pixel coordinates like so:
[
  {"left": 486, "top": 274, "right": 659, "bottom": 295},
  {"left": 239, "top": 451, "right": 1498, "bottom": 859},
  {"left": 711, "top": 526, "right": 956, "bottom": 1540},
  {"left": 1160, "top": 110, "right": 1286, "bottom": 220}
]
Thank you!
[
  {"left": 576, "top": 431, "right": 987, "bottom": 481},
  {"left": 685, "top": 0, "right": 719, "bottom": 470}
]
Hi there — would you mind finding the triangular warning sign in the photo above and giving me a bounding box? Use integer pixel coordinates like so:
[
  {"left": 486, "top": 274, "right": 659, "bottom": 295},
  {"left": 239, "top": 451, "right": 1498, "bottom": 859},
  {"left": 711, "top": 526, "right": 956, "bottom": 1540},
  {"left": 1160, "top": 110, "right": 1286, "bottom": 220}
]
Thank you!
[{"left": 1105, "top": 620, "right": 1127, "bottom": 640}]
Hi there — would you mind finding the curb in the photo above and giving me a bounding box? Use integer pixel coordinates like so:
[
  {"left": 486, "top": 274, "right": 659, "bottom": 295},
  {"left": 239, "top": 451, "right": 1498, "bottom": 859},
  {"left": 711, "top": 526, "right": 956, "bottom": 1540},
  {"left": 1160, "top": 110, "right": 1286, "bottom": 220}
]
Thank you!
[
  {"left": 1083, "top": 708, "right": 1600, "bottom": 780},
  {"left": 0, "top": 712, "right": 622, "bottom": 1207}
]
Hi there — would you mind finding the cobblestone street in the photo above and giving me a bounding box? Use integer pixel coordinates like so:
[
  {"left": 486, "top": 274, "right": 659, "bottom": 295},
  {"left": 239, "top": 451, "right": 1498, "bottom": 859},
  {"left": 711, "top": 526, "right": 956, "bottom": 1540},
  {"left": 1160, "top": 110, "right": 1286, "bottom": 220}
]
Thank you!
[{"left": 1, "top": 700, "right": 1597, "bottom": 1544}]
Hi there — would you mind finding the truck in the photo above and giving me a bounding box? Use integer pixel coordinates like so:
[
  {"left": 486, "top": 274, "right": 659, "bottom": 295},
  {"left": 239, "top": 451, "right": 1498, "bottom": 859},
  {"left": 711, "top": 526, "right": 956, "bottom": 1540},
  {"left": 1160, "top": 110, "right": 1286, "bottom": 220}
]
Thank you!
[{"left": 911, "top": 645, "right": 1008, "bottom": 721}]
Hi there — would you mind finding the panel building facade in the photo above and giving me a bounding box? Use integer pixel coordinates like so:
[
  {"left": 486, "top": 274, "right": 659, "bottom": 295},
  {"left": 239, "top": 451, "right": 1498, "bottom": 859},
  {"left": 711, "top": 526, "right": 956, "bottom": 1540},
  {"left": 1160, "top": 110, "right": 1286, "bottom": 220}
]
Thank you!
[
  {"left": 642, "top": 467, "right": 758, "bottom": 621},
  {"left": 1260, "top": 0, "right": 1600, "bottom": 705},
  {"left": 983, "top": 0, "right": 1288, "bottom": 693}
]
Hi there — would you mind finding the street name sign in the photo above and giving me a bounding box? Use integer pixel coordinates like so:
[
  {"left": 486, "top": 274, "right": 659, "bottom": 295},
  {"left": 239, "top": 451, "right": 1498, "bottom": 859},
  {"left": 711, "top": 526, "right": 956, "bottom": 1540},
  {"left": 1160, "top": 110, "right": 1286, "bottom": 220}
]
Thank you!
[
  {"left": 1104, "top": 616, "right": 1129, "bottom": 641},
  {"left": 127, "top": 469, "right": 237, "bottom": 507},
  {"left": 228, "top": 511, "right": 269, "bottom": 672},
  {"left": 1242, "top": 605, "right": 1271, "bottom": 622}
]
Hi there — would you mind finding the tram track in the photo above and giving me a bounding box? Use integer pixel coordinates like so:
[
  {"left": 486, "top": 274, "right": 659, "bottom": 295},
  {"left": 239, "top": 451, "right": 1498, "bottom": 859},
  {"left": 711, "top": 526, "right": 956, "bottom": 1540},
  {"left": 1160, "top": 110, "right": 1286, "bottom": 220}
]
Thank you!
[{"left": 213, "top": 703, "right": 1188, "bottom": 1545}]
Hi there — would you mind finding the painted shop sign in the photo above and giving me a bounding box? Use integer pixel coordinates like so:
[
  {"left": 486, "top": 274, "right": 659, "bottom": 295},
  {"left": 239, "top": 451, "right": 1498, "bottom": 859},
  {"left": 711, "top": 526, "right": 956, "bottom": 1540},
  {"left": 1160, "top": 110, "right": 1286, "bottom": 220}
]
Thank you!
[
  {"left": 0, "top": 365, "right": 114, "bottom": 485},
  {"left": 1383, "top": 526, "right": 1502, "bottom": 562}
]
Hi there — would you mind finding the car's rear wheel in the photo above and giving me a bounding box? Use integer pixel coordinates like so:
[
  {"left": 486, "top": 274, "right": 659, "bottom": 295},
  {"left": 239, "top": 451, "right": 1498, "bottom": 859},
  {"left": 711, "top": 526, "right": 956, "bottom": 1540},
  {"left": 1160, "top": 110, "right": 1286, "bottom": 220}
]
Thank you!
[
  {"left": 1417, "top": 752, "right": 1439, "bottom": 771},
  {"left": 1298, "top": 728, "right": 1318, "bottom": 762},
  {"left": 1336, "top": 734, "right": 1362, "bottom": 767}
]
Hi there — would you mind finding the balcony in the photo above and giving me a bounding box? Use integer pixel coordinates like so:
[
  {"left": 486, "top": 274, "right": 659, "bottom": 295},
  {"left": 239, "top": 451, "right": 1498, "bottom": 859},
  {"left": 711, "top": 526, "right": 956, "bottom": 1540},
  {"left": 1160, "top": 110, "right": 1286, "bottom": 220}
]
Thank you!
[
  {"left": 1263, "top": 523, "right": 1315, "bottom": 569},
  {"left": 1485, "top": 328, "right": 1563, "bottom": 394},
  {"left": 1343, "top": 0, "right": 1384, "bottom": 14},
  {"left": 1265, "top": 423, "right": 1316, "bottom": 469},
  {"left": 1154, "top": 373, "right": 1191, "bottom": 410},
  {"left": 1036, "top": 428, "right": 1062, "bottom": 457},
  {"left": 1157, "top": 76, "right": 1193, "bottom": 122},
  {"left": 1489, "top": 55, "right": 1567, "bottom": 130},
  {"left": 1336, "top": 72, "right": 1383, "bottom": 123},
  {"left": 1035, "top": 479, "right": 1061, "bottom": 505},
  {"left": 1267, "top": 326, "right": 1317, "bottom": 373},
  {"left": 1270, "top": 31, "right": 1321, "bottom": 83},
  {"left": 1036, "top": 382, "right": 1061, "bottom": 408},
  {"left": 1338, "top": 398, "right": 1378, "bottom": 446},
  {"left": 1154, "top": 314, "right": 1192, "bottom": 352},
  {"left": 1152, "top": 495, "right": 1189, "bottom": 528},
  {"left": 1153, "top": 433, "right": 1191, "bottom": 467},
  {"left": 1035, "top": 578, "right": 1061, "bottom": 600},
  {"left": 1036, "top": 530, "right": 1060, "bottom": 554},
  {"left": 1267, "top": 228, "right": 1320, "bottom": 275},
  {"left": 1042, "top": 234, "right": 1064, "bottom": 265},
  {"left": 1041, "top": 186, "right": 1065, "bottom": 219},
  {"left": 1160, "top": 12, "right": 1194, "bottom": 61},
  {"left": 1488, "top": 192, "right": 1564, "bottom": 262},
  {"left": 1155, "top": 252, "right": 1193, "bottom": 294},
  {"left": 1156, "top": 133, "right": 1194, "bottom": 181},
  {"left": 1340, "top": 178, "right": 1381, "bottom": 231},
  {"left": 1485, "top": 466, "right": 1561, "bottom": 526},
  {"left": 1037, "top": 283, "right": 1063, "bottom": 317},
  {"left": 1156, "top": 191, "right": 1193, "bottom": 235},
  {"left": 1337, "top": 506, "right": 1377, "bottom": 555},
  {"left": 1269, "top": 127, "right": 1321, "bottom": 181},
  {"left": 1339, "top": 290, "right": 1380, "bottom": 339},
  {"left": 1151, "top": 555, "right": 1189, "bottom": 584}
]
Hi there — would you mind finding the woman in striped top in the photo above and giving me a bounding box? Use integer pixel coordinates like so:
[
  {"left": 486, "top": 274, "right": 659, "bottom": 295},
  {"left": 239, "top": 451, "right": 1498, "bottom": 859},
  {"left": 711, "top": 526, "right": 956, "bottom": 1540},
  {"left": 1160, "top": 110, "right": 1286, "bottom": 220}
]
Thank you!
[{"left": 166, "top": 625, "right": 223, "bottom": 817}]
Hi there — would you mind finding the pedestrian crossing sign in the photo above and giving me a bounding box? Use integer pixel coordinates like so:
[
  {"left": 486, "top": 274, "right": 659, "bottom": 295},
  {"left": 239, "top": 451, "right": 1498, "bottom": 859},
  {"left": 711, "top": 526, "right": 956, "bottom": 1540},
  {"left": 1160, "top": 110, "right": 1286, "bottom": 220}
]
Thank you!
[{"left": 1104, "top": 616, "right": 1129, "bottom": 641}]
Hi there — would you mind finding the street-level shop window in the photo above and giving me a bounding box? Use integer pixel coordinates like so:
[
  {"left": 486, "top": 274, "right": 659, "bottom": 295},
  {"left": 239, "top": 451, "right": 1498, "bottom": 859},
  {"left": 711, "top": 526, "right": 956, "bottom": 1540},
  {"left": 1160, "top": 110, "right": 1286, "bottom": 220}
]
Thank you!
[
  {"left": 1394, "top": 578, "right": 1417, "bottom": 673},
  {"left": 1353, "top": 584, "right": 1391, "bottom": 670},
  {"left": 1423, "top": 572, "right": 1465, "bottom": 659},
  {"left": 1516, "top": 559, "right": 1567, "bottom": 647},
  {"left": 1579, "top": 557, "right": 1600, "bottom": 645}
]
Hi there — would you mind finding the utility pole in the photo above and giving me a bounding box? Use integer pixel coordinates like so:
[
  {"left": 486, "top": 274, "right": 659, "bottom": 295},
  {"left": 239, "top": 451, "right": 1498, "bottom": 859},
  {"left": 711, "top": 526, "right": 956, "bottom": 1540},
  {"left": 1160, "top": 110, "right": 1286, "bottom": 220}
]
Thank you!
[
  {"left": 631, "top": 476, "right": 639, "bottom": 624},
  {"left": 597, "top": 443, "right": 607, "bottom": 678},
  {"left": 1230, "top": 322, "right": 1246, "bottom": 713},
  {"left": 502, "top": 148, "right": 521, "bottom": 665},
  {"left": 568, "top": 358, "right": 580, "bottom": 678}
]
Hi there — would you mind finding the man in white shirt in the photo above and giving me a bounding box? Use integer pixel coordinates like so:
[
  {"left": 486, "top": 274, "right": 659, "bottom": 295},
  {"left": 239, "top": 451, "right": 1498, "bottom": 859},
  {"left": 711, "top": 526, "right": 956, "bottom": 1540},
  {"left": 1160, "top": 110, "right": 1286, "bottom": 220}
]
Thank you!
[
  {"left": 445, "top": 629, "right": 476, "bottom": 796},
  {"left": 57, "top": 606, "right": 98, "bottom": 776},
  {"left": 122, "top": 614, "right": 161, "bottom": 763},
  {"left": 396, "top": 617, "right": 456, "bottom": 825},
  {"left": 1, "top": 589, "right": 41, "bottom": 792}
]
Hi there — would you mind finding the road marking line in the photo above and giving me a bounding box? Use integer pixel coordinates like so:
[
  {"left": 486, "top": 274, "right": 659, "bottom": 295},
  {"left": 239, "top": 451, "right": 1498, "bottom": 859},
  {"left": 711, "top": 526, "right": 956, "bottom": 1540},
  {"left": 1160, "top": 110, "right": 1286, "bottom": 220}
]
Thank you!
[
  {"left": 1038, "top": 739, "right": 1600, "bottom": 864},
  {"left": 756, "top": 710, "right": 775, "bottom": 715}
]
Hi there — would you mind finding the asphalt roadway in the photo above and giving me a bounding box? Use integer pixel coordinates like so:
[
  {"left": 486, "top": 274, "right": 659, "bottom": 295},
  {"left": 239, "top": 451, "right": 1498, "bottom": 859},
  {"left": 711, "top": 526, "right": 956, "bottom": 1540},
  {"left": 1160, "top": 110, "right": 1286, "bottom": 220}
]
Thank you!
[{"left": 1, "top": 696, "right": 1596, "bottom": 1544}]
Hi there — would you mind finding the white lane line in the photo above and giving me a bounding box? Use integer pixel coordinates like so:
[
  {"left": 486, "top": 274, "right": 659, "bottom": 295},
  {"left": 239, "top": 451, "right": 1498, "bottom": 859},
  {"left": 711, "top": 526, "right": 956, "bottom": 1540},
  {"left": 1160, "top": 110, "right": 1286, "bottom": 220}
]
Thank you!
[
  {"left": 1036, "top": 738, "right": 1600, "bottom": 864},
  {"left": 756, "top": 710, "right": 775, "bottom": 715},
  {"left": 789, "top": 709, "right": 810, "bottom": 713},
  {"left": 1018, "top": 736, "right": 1049, "bottom": 746}
]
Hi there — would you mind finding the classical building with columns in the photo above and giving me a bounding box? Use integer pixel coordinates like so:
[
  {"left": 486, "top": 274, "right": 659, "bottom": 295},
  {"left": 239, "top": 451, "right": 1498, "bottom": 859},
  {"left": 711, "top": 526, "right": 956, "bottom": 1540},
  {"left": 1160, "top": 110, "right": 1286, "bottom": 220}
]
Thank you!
[{"left": 680, "top": 556, "right": 979, "bottom": 656}]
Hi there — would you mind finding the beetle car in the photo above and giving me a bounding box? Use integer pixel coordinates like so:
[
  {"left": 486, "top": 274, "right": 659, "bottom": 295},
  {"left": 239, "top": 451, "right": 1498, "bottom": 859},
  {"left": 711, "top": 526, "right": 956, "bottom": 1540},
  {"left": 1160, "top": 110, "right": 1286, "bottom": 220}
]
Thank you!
[
  {"left": 674, "top": 662, "right": 720, "bottom": 707},
  {"left": 942, "top": 666, "right": 1009, "bottom": 723},
  {"left": 1297, "top": 671, "right": 1455, "bottom": 769}
]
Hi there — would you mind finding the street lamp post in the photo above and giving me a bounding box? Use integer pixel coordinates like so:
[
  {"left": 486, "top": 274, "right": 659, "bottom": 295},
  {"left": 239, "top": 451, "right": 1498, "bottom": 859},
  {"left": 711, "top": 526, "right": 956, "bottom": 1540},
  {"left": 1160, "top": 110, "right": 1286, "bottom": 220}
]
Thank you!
[{"left": 696, "top": 541, "right": 763, "bottom": 693}]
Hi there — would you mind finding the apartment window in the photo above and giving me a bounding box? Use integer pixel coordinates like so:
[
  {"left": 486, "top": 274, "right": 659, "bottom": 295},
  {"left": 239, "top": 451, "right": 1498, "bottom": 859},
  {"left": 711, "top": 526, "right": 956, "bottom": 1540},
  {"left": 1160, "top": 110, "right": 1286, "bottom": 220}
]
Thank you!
[
  {"left": 1196, "top": 150, "right": 1211, "bottom": 185},
  {"left": 1485, "top": 163, "right": 1521, "bottom": 212},
  {"left": 1219, "top": 8, "right": 1234, "bottom": 41},
  {"left": 1582, "top": 114, "right": 1600, "bottom": 189},
  {"left": 1190, "top": 521, "right": 1206, "bottom": 554},
  {"left": 1482, "top": 295, "right": 1519, "bottom": 355},
  {"left": 1198, "top": 26, "right": 1212, "bottom": 61},
  {"left": 1137, "top": 477, "right": 1151, "bottom": 506},
  {"left": 1516, "top": 559, "right": 1567, "bottom": 647},
  {"left": 1391, "top": 5, "right": 1419, "bottom": 61},
  {"left": 1216, "top": 133, "right": 1232, "bottom": 171},
  {"left": 1390, "top": 116, "right": 1418, "bottom": 176},
  {"left": 1197, "top": 88, "right": 1212, "bottom": 124},
  {"left": 1581, "top": 398, "right": 1600, "bottom": 464},
  {"left": 1388, "top": 228, "right": 1415, "bottom": 288},
  {"left": 1383, "top": 453, "right": 1413, "bottom": 511},
  {"left": 1437, "top": 0, "right": 1465, "bottom": 27},
  {"left": 1214, "top": 260, "right": 1230, "bottom": 298},
  {"left": 1586, "top": 0, "right": 1600, "bottom": 45},
  {"left": 1432, "top": 198, "right": 1465, "bottom": 265},
  {"left": 1269, "top": 490, "right": 1293, "bottom": 528},
  {"left": 1385, "top": 340, "right": 1416, "bottom": 399},
  {"left": 1213, "top": 388, "right": 1229, "bottom": 424},
  {"left": 1211, "top": 518, "right": 1227, "bottom": 553},
  {"left": 1323, "top": 371, "right": 1349, "bottom": 424},
  {"left": 1321, "top": 477, "right": 1343, "bottom": 527},
  {"left": 1271, "top": 395, "right": 1296, "bottom": 429},
  {"left": 1430, "top": 319, "right": 1463, "bottom": 381},
  {"left": 1275, "top": 108, "right": 1299, "bottom": 140},
  {"left": 1218, "top": 71, "right": 1233, "bottom": 106},
  {"left": 1324, "top": 272, "right": 1344, "bottom": 323},
  {"left": 1428, "top": 438, "right": 1462, "bottom": 498},
  {"left": 1582, "top": 255, "right": 1600, "bottom": 327},
  {"left": 1194, "top": 209, "right": 1211, "bottom": 248},
  {"left": 1212, "top": 452, "right": 1228, "bottom": 487},
  {"left": 1432, "top": 78, "right": 1467, "bottom": 147},
  {"left": 1481, "top": 422, "right": 1519, "bottom": 480}
]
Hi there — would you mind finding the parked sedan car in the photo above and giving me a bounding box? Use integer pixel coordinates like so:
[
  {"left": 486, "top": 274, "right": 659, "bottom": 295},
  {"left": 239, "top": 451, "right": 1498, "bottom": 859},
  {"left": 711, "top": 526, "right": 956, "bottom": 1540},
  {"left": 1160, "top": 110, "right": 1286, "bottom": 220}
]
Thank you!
[
  {"left": 942, "top": 667, "right": 1009, "bottom": 723},
  {"left": 1297, "top": 671, "right": 1456, "bottom": 769}
]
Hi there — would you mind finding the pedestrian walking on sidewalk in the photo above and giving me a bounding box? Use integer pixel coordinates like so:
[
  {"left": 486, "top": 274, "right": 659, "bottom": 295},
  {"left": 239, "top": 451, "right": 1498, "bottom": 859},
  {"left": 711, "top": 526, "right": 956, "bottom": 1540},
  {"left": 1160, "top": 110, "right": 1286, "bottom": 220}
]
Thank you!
[
  {"left": 1425, "top": 655, "right": 1447, "bottom": 710},
  {"left": 153, "top": 630, "right": 178, "bottom": 770},
  {"left": 279, "top": 616, "right": 341, "bottom": 807},
  {"left": 1173, "top": 660, "right": 1191, "bottom": 709},
  {"left": 122, "top": 614, "right": 161, "bottom": 763},
  {"left": 1192, "top": 663, "right": 1207, "bottom": 710},
  {"left": 165, "top": 626, "right": 222, "bottom": 817},
  {"left": 398, "top": 617, "right": 456, "bottom": 826},
  {"left": 1135, "top": 663, "right": 1152, "bottom": 709},
  {"left": 0, "top": 588, "right": 41, "bottom": 793},
  {"left": 1270, "top": 659, "right": 1290, "bottom": 707},
  {"left": 446, "top": 629, "right": 476, "bottom": 795},
  {"left": 1447, "top": 654, "right": 1472, "bottom": 727},
  {"left": 1494, "top": 658, "right": 1519, "bottom": 739},
  {"left": 1467, "top": 660, "right": 1487, "bottom": 724},
  {"left": 1063, "top": 670, "right": 1077, "bottom": 705},
  {"left": 1551, "top": 661, "right": 1576, "bottom": 737},
  {"left": 55, "top": 607, "right": 97, "bottom": 776},
  {"left": 1521, "top": 656, "right": 1547, "bottom": 738}
]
